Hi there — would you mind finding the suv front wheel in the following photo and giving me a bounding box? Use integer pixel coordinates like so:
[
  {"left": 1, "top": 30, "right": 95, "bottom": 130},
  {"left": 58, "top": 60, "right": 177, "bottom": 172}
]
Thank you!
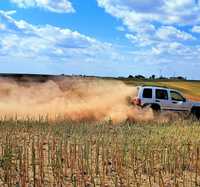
[{"left": 191, "top": 107, "right": 200, "bottom": 120}]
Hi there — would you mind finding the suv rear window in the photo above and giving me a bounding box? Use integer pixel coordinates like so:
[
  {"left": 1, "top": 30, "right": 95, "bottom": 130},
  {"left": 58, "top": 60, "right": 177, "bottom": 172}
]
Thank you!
[
  {"left": 142, "top": 88, "right": 152, "bottom": 98},
  {"left": 156, "top": 89, "right": 168, "bottom": 100}
]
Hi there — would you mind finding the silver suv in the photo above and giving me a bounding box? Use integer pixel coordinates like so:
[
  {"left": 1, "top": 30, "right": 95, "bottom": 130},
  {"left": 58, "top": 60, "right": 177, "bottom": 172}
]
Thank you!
[{"left": 132, "top": 86, "right": 200, "bottom": 119}]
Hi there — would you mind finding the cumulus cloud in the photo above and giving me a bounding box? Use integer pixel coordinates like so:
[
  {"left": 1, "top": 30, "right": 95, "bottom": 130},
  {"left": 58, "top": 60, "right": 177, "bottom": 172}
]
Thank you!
[
  {"left": 1, "top": 0, "right": 200, "bottom": 79},
  {"left": 97, "top": 0, "right": 200, "bottom": 26},
  {"left": 97, "top": 1, "right": 199, "bottom": 55},
  {"left": 125, "top": 26, "right": 194, "bottom": 47},
  {"left": 125, "top": 33, "right": 154, "bottom": 46},
  {"left": 10, "top": 0, "right": 75, "bottom": 13},
  {"left": 192, "top": 25, "right": 200, "bottom": 33},
  {"left": 0, "top": 11, "right": 118, "bottom": 64},
  {"left": 152, "top": 42, "right": 188, "bottom": 56},
  {"left": 156, "top": 26, "right": 195, "bottom": 41},
  {"left": 97, "top": 0, "right": 197, "bottom": 46},
  {"left": 0, "top": 23, "right": 6, "bottom": 30},
  {"left": 96, "top": 0, "right": 200, "bottom": 78}
]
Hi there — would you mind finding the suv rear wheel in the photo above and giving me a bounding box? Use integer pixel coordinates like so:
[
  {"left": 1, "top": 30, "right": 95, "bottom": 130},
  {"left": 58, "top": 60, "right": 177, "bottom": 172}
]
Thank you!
[
  {"left": 143, "top": 104, "right": 160, "bottom": 116},
  {"left": 151, "top": 104, "right": 161, "bottom": 116}
]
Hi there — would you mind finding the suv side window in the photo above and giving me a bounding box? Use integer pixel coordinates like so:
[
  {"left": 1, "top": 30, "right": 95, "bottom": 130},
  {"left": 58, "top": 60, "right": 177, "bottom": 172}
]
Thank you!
[
  {"left": 142, "top": 88, "right": 152, "bottom": 98},
  {"left": 170, "top": 91, "right": 185, "bottom": 101},
  {"left": 156, "top": 89, "right": 168, "bottom": 100}
]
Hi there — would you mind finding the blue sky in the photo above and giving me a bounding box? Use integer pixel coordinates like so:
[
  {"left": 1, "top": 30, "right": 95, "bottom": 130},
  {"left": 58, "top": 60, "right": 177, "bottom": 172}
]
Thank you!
[{"left": 0, "top": 0, "right": 200, "bottom": 79}]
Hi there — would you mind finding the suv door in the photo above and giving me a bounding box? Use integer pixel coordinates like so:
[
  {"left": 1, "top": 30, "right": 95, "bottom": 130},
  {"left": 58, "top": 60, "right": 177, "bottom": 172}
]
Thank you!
[
  {"left": 169, "top": 90, "right": 191, "bottom": 111},
  {"left": 155, "top": 89, "right": 171, "bottom": 110}
]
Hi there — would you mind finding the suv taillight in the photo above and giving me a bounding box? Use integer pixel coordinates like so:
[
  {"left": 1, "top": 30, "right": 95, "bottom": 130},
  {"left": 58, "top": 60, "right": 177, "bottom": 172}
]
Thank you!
[{"left": 134, "top": 98, "right": 141, "bottom": 106}]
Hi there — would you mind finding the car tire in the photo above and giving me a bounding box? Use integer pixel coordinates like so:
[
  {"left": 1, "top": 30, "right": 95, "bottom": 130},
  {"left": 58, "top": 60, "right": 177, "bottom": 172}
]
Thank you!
[
  {"left": 191, "top": 107, "right": 200, "bottom": 120},
  {"left": 143, "top": 104, "right": 160, "bottom": 117},
  {"left": 151, "top": 104, "right": 161, "bottom": 116}
]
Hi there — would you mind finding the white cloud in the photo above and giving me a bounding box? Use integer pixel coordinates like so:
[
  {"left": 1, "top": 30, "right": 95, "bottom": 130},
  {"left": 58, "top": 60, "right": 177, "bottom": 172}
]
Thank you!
[
  {"left": 100, "top": 0, "right": 200, "bottom": 63},
  {"left": 1, "top": 10, "right": 17, "bottom": 15},
  {"left": 156, "top": 26, "right": 195, "bottom": 41},
  {"left": 0, "top": 0, "right": 200, "bottom": 79},
  {"left": 125, "top": 33, "right": 154, "bottom": 46},
  {"left": 97, "top": 0, "right": 197, "bottom": 48},
  {"left": 0, "top": 11, "right": 118, "bottom": 64},
  {"left": 192, "top": 25, "right": 200, "bottom": 33},
  {"left": 125, "top": 26, "right": 194, "bottom": 48},
  {"left": 152, "top": 42, "right": 186, "bottom": 56},
  {"left": 10, "top": 0, "right": 75, "bottom": 13},
  {"left": 0, "top": 23, "right": 6, "bottom": 30},
  {"left": 97, "top": 0, "right": 200, "bottom": 27}
]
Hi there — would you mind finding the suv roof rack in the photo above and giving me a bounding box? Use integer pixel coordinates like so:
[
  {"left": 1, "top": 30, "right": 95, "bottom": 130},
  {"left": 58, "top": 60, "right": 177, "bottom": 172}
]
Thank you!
[{"left": 140, "top": 85, "right": 169, "bottom": 89}]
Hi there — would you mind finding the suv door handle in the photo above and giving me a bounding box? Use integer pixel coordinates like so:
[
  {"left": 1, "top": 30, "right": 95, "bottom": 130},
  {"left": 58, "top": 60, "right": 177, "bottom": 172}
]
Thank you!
[
  {"left": 172, "top": 101, "right": 178, "bottom": 104},
  {"left": 156, "top": 100, "right": 160, "bottom": 102}
]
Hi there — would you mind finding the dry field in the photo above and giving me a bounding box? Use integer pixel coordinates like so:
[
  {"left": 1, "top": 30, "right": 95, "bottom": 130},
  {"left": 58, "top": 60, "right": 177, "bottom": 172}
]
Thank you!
[
  {"left": 0, "top": 77, "right": 199, "bottom": 186},
  {"left": 0, "top": 119, "right": 200, "bottom": 186}
]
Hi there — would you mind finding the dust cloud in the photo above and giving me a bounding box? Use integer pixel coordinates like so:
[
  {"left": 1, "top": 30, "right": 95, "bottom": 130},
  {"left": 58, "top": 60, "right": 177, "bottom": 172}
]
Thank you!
[{"left": 0, "top": 77, "right": 154, "bottom": 123}]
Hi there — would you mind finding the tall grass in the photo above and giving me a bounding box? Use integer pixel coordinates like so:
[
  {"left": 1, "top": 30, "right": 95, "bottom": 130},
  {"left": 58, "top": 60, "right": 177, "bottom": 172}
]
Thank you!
[{"left": 0, "top": 118, "right": 199, "bottom": 186}]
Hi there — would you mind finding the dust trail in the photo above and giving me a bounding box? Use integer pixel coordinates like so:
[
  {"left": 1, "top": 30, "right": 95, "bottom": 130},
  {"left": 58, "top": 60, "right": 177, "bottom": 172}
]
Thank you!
[{"left": 0, "top": 77, "right": 153, "bottom": 122}]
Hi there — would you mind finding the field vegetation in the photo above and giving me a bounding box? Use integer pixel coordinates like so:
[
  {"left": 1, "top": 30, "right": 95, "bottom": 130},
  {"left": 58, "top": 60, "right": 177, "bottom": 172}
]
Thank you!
[
  {"left": 0, "top": 118, "right": 199, "bottom": 186},
  {"left": 0, "top": 77, "right": 199, "bottom": 186}
]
